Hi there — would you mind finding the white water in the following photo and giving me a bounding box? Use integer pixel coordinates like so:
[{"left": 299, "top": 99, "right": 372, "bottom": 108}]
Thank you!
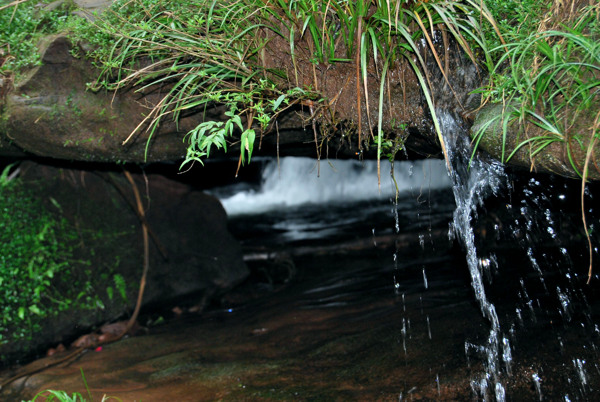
[
  {"left": 216, "top": 157, "right": 451, "bottom": 215},
  {"left": 438, "top": 110, "right": 509, "bottom": 400},
  {"left": 212, "top": 121, "right": 598, "bottom": 399}
]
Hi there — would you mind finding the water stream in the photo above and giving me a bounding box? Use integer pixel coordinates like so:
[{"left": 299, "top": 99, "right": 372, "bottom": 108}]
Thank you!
[
  {"left": 440, "top": 111, "right": 510, "bottom": 399},
  {"left": 2, "top": 134, "right": 599, "bottom": 399},
  {"left": 437, "top": 110, "right": 600, "bottom": 400},
  {"left": 213, "top": 142, "right": 600, "bottom": 400}
]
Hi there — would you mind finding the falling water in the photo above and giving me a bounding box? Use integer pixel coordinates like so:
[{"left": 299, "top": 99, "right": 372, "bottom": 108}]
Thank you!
[
  {"left": 217, "top": 157, "right": 450, "bottom": 215},
  {"left": 438, "top": 110, "right": 510, "bottom": 399},
  {"left": 438, "top": 110, "right": 600, "bottom": 399}
]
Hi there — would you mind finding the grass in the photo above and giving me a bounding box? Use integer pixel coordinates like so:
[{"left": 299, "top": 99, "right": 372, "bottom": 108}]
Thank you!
[
  {"left": 52, "top": 0, "right": 498, "bottom": 183},
  {"left": 474, "top": 1, "right": 599, "bottom": 174},
  {"left": 27, "top": 368, "right": 121, "bottom": 402}
]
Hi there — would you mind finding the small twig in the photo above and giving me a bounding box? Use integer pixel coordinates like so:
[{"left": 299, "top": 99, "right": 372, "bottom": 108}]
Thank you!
[
  {"left": 0, "top": 0, "right": 29, "bottom": 13},
  {"left": 122, "top": 170, "right": 149, "bottom": 334},
  {"left": 104, "top": 172, "right": 168, "bottom": 260},
  {"left": 583, "top": 110, "right": 600, "bottom": 284},
  {"left": 355, "top": 17, "right": 363, "bottom": 151}
]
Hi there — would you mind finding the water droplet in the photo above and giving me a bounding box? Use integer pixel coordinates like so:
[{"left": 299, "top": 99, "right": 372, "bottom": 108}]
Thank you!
[
  {"left": 427, "top": 315, "right": 432, "bottom": 340},
  {"left": 532, "top": 372, "right": 542, "bottom": 401},
  {"left": 557, "top": 287, "right": 572, "bottom": 322},
  {"left": 573, "top": 358, "right": 588, "bottom": 390}
]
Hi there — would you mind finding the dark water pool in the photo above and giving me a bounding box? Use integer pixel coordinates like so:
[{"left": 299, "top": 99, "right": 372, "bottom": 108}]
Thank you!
[{"left": 2, "top": 171, "right": 599, "bottom": 401}]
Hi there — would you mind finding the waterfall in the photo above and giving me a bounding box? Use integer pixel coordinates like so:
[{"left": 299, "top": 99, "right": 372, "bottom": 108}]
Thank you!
[
  {"left": 216, "top": 157, "right": 451, "bottom": 215},
  {"left": 439, "top": 110, "right": 599, "bottom": 400},
  {"left": 438, "top": 110, "right": 509, "bottom": 399},
  {"left": 212, "top": 119, "right": 598, "bottom": 399}
]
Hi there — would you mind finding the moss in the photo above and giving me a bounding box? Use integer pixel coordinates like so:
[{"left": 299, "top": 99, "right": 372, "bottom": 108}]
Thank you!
[
  {"left": 0, "top": 0, "right": 78, "bottom": 76},
  {"left": 0, "top": 165, "right": 131, "bottom": 356}
]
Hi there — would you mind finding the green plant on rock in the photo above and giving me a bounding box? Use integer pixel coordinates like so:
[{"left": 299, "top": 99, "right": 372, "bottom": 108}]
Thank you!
[
  {"left": 0, "top": 169, "right": 127, "bottom": 348},
  {"left": 474, "top": 2, "right": 600, "bottom": 173},
  {"left": 75, "top": 0, "right": 499, "bottom": 178},
  {"left": 0, "top": 0, "right": 77, "bottom": 75},
  {"left": 0, "top": 169, "right": 77, "bottom": 344}
]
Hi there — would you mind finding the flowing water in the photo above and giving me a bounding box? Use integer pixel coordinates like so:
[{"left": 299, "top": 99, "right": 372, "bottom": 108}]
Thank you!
[
  {"left": 214, "top": 146, "right": 600, "bottom": 400},
  {"left": 438, "top": 110, "right": 600, "bottom": 400},
  {"left": 2, "top": 145, "right": 599, "bottom": 399}
]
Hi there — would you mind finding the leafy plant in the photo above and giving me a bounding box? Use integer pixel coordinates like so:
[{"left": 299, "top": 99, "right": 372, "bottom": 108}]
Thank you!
[
  {"left": 0, "top": 173, "right": 127, "bottom": 348},
  {"left": 0, "top": 0, "right": 77, "bottom": 75},
  {"left": 0, "top": 176, "right": 76, "bottom": 344}
]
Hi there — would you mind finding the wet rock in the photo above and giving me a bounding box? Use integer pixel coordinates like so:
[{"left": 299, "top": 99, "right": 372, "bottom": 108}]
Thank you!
[
  {"left": 0, "top": 160, "right": 248, "bottom": 364},
  {"left": 0, "top": 34, "right": 209, "bottom": 163}
]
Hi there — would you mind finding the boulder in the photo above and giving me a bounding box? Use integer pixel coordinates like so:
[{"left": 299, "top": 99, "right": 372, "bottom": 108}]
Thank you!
[{"left": 0, "top": 160, "right": 248, "bottom": 364}]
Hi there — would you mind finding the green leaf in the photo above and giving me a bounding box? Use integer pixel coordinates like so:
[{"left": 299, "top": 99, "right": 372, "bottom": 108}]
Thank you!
[
  {"left": 29, "top": 305, "right": 42, "bottom": 316},
  {"left": 241, "top": 129, "right": 256, "bottom": 165},
  {"left": 272, "top": 94, "right": 287, "bottom": 111}
]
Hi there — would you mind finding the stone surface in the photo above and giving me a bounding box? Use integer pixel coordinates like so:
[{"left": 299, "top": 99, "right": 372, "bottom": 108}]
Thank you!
[{"left": 2, "top": 35, "right": 196, "bottom": 163}]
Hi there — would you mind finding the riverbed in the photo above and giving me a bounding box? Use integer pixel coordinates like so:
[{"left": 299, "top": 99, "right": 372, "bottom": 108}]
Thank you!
[{"left": 1, "top": 158, "right": 599, "bottom": 401}]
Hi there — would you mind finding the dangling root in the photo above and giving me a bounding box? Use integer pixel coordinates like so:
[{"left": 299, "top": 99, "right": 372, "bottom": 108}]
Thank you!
[{"left": 583, "top": 111, "right": 599, "bottom": 284}]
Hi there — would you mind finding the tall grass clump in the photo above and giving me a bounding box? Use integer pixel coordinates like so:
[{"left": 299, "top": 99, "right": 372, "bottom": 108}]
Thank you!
[
  {"left": 76, "top": 0, "right": 500, "bottom": 174},
  {"left": 475, "top": 1, "right": 599, "bottom": 174}
]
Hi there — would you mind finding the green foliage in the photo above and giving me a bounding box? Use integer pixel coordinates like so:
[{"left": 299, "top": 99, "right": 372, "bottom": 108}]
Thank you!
[
  {"left": 79, "top": 0, "right": 496, "bottom": 171},
  {"left": 0, "top": 173, "right": 128, "bottom": 347},
  {"left": 78, "top": 0, "right": 317, "bottom": 165},
  {"left": 106, "top": 273, "right": 127, "bottom": 302},
  {"left": 29, "top": 390, "right": 87, "bottom": 402},
  {"left": 27, "top": 368, "right": 122, "bottom": 401},
  {"left": 0, "top": 173, "right": 77, "bottom": 344},
  {"left": 482, "top": 0, "right": 550, "bottom": 49},
  {"left": 474, "top": 1, "right": 600, "bottom": 175},
  {"left": 181, "top": 84, "right": 312, "bottom": 169},
  {"left": 0, "top": 0, "right": 76, "bottom": 74}
]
